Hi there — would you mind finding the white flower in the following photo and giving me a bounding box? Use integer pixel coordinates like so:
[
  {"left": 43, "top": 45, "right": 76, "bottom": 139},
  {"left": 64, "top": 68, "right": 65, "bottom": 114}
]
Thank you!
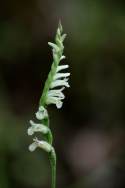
[
  {"left": 53, "top": 73, "right": 70, "bottom": 80},
  {"left": 48, "top": 87, "right": 65, "bottom": 98},
  {"left": 46, "top": 70, "right": 70, "bottom": 108},
  {"left": 56, "top": 65, "right": 69, "bottom": 72},
  {"left": 46, "top": 97, "right": 63, "bottom": 109},
  {"left": 27, "top": 23, "right": 69, "bottom": 155},
  {"left": 43, "top": 27, "right": 70, "bottom": 110},
  {"left": 48, "top": 42, "right": 60, "bottom": 52},
  {"left": 50, "top": 78, "right": 70, "bottom": 88},
  {"left": 35, "top": 106, "right": 48, "bottom": 120},
  {"left": 29, "top": 138, "right": 53, "bottom": 152},
  {"left": 46, "top": 87, "right": 64, "bottom": 109},
  {"left": 27, "top": 120, "right": 49, "bottom": 135},
  {"left": 60, "top": 55, "right": 66, "bottom": 60},
  {"left": 45, "top": 58, "right": 70, "bottom": 108}
]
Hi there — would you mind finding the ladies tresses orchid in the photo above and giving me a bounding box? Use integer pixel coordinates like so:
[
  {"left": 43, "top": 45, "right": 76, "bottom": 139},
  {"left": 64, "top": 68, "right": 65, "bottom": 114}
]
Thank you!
[{"left": 27, "top": 22, "right": 70, "bottom": 188}]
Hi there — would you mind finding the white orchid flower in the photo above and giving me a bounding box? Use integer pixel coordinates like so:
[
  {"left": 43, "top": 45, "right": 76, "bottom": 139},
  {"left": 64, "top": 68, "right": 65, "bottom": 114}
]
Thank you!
[
  {"left": 35, "top": 106, "right": 48, "bottom": 120},
  {"left": 29, "top": 138, "right": 53, "bottom": 152},
  {"left": 27, "top": 120, "right": 49, "bottom": 135}
]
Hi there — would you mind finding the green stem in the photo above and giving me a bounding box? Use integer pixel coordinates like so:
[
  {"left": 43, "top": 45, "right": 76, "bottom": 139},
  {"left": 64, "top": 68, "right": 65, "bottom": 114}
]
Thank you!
[
  {"left": 49, "top": 149, "right": 56, "bottom": 188},
  {"left": 42, "top": 111, "right": 56, "bottom": 188},
  {"left": 42, "top": 117, "right": 53, "bottom": 144}
]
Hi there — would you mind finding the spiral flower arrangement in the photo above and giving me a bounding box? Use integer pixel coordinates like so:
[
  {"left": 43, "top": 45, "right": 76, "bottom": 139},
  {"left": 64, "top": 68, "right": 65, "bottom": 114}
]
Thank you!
[{"left": 27, "top": 22, "right": 70, "bottom": 188}]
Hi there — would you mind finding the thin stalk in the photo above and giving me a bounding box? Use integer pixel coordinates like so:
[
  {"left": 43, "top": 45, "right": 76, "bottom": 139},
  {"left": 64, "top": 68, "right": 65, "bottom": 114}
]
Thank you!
[
  {"left": 42, "top": 112, "right": 56, "bottom": 188},
  {"left": 49, "top": 149, "right": 56, "bottom": 188}
]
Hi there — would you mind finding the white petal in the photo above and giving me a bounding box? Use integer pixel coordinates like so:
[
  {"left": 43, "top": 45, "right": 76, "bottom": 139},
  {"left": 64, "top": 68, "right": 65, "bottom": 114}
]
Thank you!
[
  {"left": 29, "top": 142, "right": 38, "bottom": 152},
  {"left": 54, "top": 73, "right": 70, "bottom": 80},
  {"left": 48, "top": 42, "right": 60, "bottom": 52},
  {"left": 50, "top": 78, "right": 70, "bottom": 88},
  {"left": 33, "top": 138, "right": 52, "bottom": 153},
  {"left": 27, "top": 127, "right": 34, "bottom": 135},
  {"left": 48, "top": 88, "right": 65, "bottom": 98},
  {"left": 28, "top": 120, "right": 49, "bottom": 135},
  {"left": 56, "top": 65, "right": 69, "bottom": 73},
  {"left": 35, "top": 111, "right": 43, "bottom": 120},
  {"left": 60, "top": 55, "right": 66, "bottom": 60},
  {"left": 35, "top": 106, "right": 48, "bottom": 120},
  {"left": 46, "top": 96, "right": 63, "bottom": 109},
  {"left": 56, "top": 101, "right": 63, "bottom": 108},
  {"left": 29, "top": 120, "right": 36, "bottom": 126}
]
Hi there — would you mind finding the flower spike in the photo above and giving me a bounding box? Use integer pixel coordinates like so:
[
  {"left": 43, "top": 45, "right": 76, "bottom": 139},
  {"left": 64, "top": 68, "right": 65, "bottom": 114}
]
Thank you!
[
  {"left": 39, "top": 22, "right": 70, "bottom": 108},
  {"left": 27, "top": 22, "right": 70, "bottom": 188}
]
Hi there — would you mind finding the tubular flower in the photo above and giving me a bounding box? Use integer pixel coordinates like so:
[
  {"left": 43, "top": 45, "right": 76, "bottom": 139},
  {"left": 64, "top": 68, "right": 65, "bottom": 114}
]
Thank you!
[
  {"left": 29, "top": 138, "right": 53, "bottom": 152},
  {"left": 27, "top": 120, "right": 49, "bottom": 135},
  {"left": 27, "top": 105, "right": 51, "bottom": 152},
  {"left": 35, "top": 106, "right": 48, "bottom": 120}
]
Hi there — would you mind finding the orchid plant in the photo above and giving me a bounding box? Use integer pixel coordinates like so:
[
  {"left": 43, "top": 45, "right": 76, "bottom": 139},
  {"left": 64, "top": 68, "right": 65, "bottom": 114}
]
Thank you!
[{"left": 27, "top": 22, "right": 70, "bottom": 188}]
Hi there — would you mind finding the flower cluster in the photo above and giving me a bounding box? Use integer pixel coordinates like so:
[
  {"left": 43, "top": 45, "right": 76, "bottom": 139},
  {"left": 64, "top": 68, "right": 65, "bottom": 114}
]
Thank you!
[
  {"left": 40, "top": 22, "right": 70, "bottom": 109},
  {"left": 27, "top": 23, "right": 70, "bottom": 154},
  {"left": 28, "top": 106, "right": 53, "bottom": 152}
]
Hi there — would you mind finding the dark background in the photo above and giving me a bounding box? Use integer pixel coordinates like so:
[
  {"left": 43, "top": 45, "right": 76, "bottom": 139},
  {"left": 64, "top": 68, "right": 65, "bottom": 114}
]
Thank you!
[{"left": 0, "top": 0, "right": 125, "bottom": 188}]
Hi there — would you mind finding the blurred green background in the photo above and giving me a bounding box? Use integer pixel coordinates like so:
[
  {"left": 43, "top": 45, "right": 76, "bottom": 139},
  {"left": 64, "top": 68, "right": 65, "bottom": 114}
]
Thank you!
[{"left": 1, "top": 0, "right": 125, "bottom": 188}]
